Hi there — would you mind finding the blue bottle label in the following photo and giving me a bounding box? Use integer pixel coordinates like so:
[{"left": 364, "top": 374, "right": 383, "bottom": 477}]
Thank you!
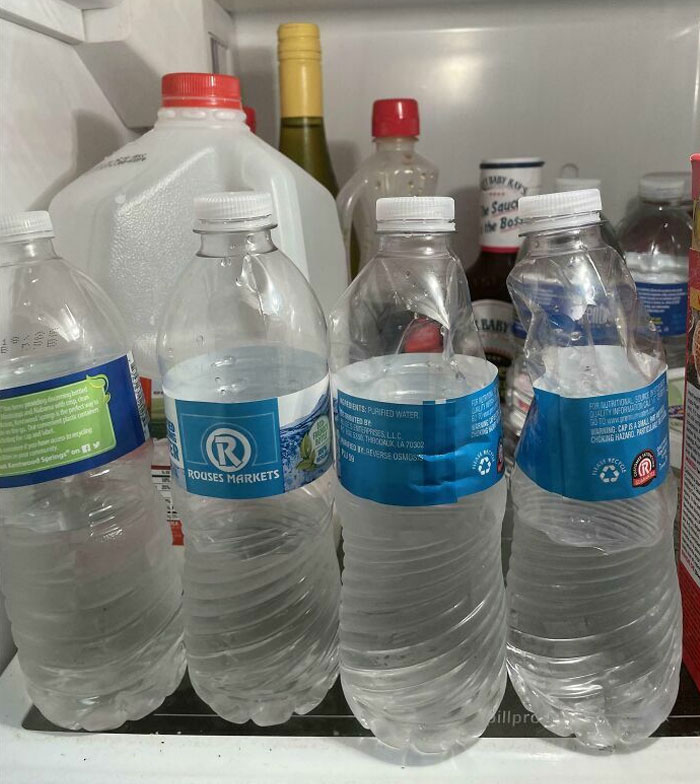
[
  {"left": 516, "top": 369, "right": 670, "bottom": 501},
  {"left": 334, "top": 358, "right": 504, "bottom": 506},
  {"left": 0, "top": 353, "right": 149, "bottom": 488},
  {"left": 635, "top": 282, "right": 688, "bottom": 337},
  {"left": 165, "top": 376, "right": 332, "bottom": 500}
]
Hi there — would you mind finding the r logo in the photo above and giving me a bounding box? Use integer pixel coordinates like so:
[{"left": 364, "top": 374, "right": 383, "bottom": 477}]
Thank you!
[
  {"left": 205, "top": 428, "right": 252, "bottom": 472},
  {"left": 632, "top": 449, "right": 657, "bottom": 488}
]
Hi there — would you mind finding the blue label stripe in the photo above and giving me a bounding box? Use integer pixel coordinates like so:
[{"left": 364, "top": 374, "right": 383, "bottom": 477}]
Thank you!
[
  {"left": 336, "top": 378, "right": 504, "bottom": 507},
  {"left": 0, "top": 355, "right": 147, "bottom": 488},
  {"left": 516, "top": 372, "right": 670, "bottom": 501}
]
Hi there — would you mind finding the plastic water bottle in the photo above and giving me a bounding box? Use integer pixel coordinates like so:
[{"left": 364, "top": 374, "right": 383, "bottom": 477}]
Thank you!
[
  {"left": 503, "top": 175, "right": 625, "bottom": 464},
  {"left": 555, "top": 170, "right": 625, "bottom": 255},
  {"left": 158, "top": 192, "right": 339, "bottom": 726},
  {"left": 49, "top": 72, "right": 347, "bottom": 563},
  {"left": 617, "top": 173, "right": 692, "bottom": 370},
  {"left": 0, "top": 212, "right": 184, "bottom": 731},
  {"left": 329, "top": 197, "right": 507, "bottom": 753},
  {"left": 506, "top": 190, "right": 681, "bottom": 749}
]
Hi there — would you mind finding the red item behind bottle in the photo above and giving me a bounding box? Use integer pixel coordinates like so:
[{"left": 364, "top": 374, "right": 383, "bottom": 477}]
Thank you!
[{"left": 679, "top": 152, "right": 700, "bottom": 691}]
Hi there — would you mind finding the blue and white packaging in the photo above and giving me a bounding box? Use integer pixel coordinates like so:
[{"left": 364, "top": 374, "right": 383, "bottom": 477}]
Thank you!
[
  {"left": 165, "top": 375, "right": 332, "bottom": 500},
  {"left": 516, "top": 347, "right": 670, "bottom": 502},
  {"left": 333, "top": 355, "right": 505, "bottom": 506}
]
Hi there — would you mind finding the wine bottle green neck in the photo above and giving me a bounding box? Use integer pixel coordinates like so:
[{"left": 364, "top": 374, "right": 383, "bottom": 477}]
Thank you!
[{"left": 278, "top": 120, "right": 338, "bottom": 196}]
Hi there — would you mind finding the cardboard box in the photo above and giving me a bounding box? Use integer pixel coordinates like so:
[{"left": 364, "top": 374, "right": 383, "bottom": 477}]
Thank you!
[{"left": 679, "top": 153, "right": 700, "bottom": 689}]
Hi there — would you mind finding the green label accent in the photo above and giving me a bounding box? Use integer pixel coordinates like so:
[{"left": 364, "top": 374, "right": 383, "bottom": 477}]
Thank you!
[{"left": 0, "top": 374, "right": 116, "bottom": 479}]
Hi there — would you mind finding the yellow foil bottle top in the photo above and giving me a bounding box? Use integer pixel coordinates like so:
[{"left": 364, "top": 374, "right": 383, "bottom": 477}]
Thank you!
[
  {"left": 278, "top": 22, "right": 324, "bottom": 117},
  {"left": 278, "top": 23, "right": 321, "bottom": 60}
]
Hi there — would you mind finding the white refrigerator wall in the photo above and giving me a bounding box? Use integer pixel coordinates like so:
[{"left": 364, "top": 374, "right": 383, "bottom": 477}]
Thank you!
[
  {"left": 0, "top": 20, "right": 133, "bottom": 213},
  {"left": 231, "top": 0, "right": 700, "bottom": 265}
]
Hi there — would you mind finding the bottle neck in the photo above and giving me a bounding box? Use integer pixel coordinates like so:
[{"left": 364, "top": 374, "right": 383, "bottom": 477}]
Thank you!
[
  {"left": 374, "top": 137, "right": 417, "bottom": 153},
  {"left": 279, "top": 57, "right": 324, "bottom": 118},
  {"left": 155, "top": 106, "right": 248, "bottom": 128},
  {"left": 0, "top": 236, "right": 56, "bottom": 267},
  {"left": 196, "top": 228, "right": 276, "bottom": 258},
  {"left": 278, "top": 119, "right": 338, "bottom": 195},
  {"left": 520, "top": 222, "right": 608, "bottom": 257},
  {"left": 376, "top": 232, "right": 454, "bottom": 257}
]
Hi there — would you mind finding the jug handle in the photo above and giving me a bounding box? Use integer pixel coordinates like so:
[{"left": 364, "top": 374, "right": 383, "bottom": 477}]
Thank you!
[{"left": 336, "top": 172, "right": 363, "bottom": 276}]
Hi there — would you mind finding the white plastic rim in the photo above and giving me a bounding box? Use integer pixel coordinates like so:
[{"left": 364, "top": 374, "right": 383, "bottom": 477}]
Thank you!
[
  {"left": 639, "top": 172, "right": 688, "bottom": 202},
  {"left": 194, "top": 191, "right": 274, "bottom": 230},
  {"left": 376, "top": 196, "right": 455, "bottom": 232},
  {"left": 0, "top": 211, "right": 54, "bottom": 242},
  {"left": 518, "top": 188, "right": 602, "bottom": 232},
  {"left": 556, "top": 177, "right": 602, "bottom": 193}
]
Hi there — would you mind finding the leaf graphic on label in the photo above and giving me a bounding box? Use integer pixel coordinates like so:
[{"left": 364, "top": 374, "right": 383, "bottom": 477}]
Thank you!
[
  {"left": 300, "top": 433, "right": 313, "bottom": 460},
  {"left": 86, "top": 373, "right": 111, "bottom": 401},
  {"left": 297, "top": 432, "right": 318, "bottom": 470}
]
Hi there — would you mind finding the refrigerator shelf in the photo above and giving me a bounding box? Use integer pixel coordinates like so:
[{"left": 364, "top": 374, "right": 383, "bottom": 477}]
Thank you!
[{"left": 2, "top": 653, "right": 699, "bottom": 783}]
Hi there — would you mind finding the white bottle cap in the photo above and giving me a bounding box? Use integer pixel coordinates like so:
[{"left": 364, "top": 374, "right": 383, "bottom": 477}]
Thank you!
[
  {"left": 518, "top": 189, "right": 602, "bottom": 232},
  {"left": 194, "top": 191, "right": 274, "bottom": 229},
  {"left": 0, "top": 211, "right": 54, "bottom": 242},
  {"left": 639, "top": 172, "right": 688, "bottom": 203},
  {"left": 556, "top": 176, "right": 602, "bottom": 193},
  {"left": 376, "top": 196, "right": 455, "bottom": 232}
]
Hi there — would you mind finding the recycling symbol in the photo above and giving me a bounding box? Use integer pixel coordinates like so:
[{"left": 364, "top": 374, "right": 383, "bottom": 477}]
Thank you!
[
  {"left": 477, "top": 456, "right": 492, "bottom": 476},
  {"left": 599, "top": 464, "right": 620, "bottom": 483}
]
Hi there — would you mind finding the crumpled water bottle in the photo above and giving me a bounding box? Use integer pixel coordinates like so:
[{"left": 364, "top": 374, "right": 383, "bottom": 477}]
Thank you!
[{"left": 506, "top": 189, "right": 682, "bottom": 750}]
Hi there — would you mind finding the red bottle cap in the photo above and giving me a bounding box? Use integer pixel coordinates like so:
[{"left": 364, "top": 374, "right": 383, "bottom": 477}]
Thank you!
[
  {"left": 372, "top": 98, "right": 420, "bottom": 138},
  {"left": 243, "top": 106, "right": 257, "bottom": 133},
  {"left": 161, "top": 73, "right": 242, "bottom": 109}
]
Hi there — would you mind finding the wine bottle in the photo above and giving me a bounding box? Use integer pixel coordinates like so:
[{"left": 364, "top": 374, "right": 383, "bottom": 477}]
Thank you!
[{"left": 277, "top": 23, "right": 338, "bottom": 195}]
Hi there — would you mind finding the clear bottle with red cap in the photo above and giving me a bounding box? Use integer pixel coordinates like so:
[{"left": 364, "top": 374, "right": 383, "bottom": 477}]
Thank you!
[{"left": 336, "top": 98, "right": 438, "bottom": 276}]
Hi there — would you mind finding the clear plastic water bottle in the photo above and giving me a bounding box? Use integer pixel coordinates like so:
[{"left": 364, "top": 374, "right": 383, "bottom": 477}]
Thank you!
[
  {"left": 329, "top": 197, "right": 507, "bottom": 753},
  {"left": 503, "top": 175, "right": 625, "bottom": 464},
  {"left": 506, "top": 190, "right": 681, "bottom": 749},
  {"left": 158, "top": 192, "right": 339, "bottom": 726},
  {"left": 0, "top": 212, "right": 184, "bottom": 731},
  {"left": 336, "top": 99, "right": 438, "bottom": 275},
  {"left": 617, "top": 172, "right": 692, "bottom": 370},
  {"left": 555, "top": 170, "right": 625, "bottom": 256}
]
